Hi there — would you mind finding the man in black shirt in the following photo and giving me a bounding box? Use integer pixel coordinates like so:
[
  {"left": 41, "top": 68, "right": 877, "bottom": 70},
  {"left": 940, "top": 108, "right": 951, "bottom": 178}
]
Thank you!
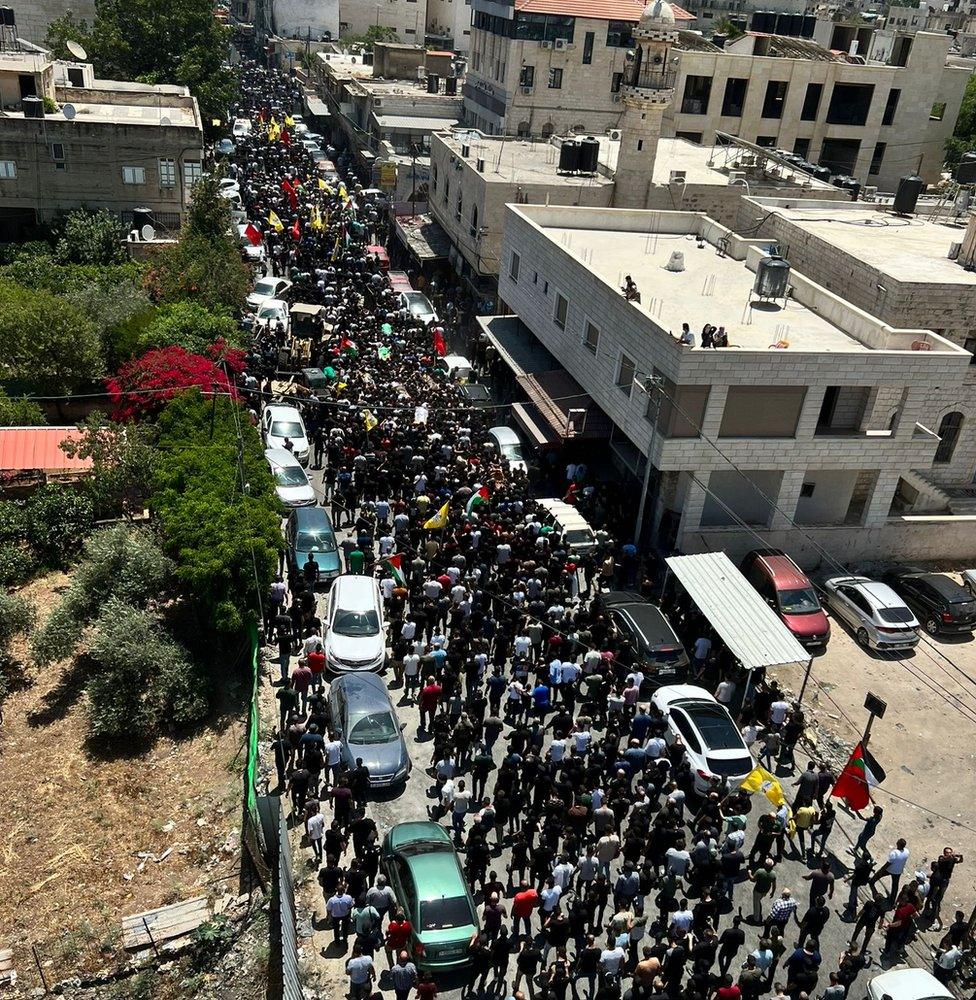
[{"left": 717, "top": 916, "right": 745, "bottom": 976}]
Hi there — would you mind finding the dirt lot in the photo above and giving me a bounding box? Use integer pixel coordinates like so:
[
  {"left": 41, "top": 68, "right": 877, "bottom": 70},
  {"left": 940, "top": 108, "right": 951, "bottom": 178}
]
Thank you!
[{"left": 0, "top": 572, "right": 247, "bottom": 993}]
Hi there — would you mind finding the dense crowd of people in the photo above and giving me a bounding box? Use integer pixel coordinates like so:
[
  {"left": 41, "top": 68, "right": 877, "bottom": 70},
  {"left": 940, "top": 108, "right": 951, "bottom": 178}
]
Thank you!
[{"left": 226, "top": 63, "right": 969, "bottom": 1000}]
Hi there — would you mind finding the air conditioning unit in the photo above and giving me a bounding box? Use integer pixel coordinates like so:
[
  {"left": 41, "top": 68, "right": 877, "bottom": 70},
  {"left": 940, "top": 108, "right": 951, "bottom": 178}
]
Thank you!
[
  {"left": 669, "top": 169, "right": 687, "bottom": 183},
  {"left": 541, "top": 39, "right": 553, "bottom": 48},
  {"left": 728, "top": 169, "right": 747, "bottom": 186},
  {"left": 611, "top": 94, "right": 622, "bottom": 103},
  {"left": 608, "top": 128, "right": 622, "bottom": 140},
  {"left": 521, "top": 86, "right": 533, "bottom": 94},
  {"left": 554, "top": 37, "right": 568, "bottom": 49}
]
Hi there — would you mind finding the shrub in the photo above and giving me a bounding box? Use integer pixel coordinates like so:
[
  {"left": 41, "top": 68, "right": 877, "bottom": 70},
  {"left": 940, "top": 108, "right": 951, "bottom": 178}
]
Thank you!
[
  {"left": 0, "top": 543, "right": 38, "bottom": 587},
  {"left": 136, "top": 301, "right": 244, "bottom": 355},
  {"left": 0, "top": 591, "right": 34, "bottom": 652},
  {"left": 54, "top": 209, "right": 129, "bottom": 266},
  {"left": 0, "top": 390, "right": 46, "bottom": 427},
  {"left": 23, "top": 485, "right": 94, "bottom": 569}
]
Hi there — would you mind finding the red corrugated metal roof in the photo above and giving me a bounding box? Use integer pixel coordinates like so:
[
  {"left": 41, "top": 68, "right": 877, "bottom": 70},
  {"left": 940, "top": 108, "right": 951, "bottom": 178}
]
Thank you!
[
  {"left": 514, "top": 0, "right": 695, "bottom": 21},
  {"left": 0, "top": 427, "right": 93, "bottom": 474}
]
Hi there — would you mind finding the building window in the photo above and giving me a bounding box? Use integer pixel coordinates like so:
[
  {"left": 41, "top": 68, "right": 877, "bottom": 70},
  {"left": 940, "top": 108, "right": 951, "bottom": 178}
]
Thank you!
[
  {"left": 611, "top": 72, "right": 623, "bottom": 94},
  {"left": 675, "top": 131, "right": 702, "bottom": 143},
  {"left": 616, "top": 354, "right": 635, "bottom": 395},
  {"left": 67, "top": 66, "right": 84, "bottom": 86},
  {"left": 183, "top": 161, "right": 202, "bottom": 187},
  {"left": 51, "top": 142, "right": 65, "bottom": 162},
  {"left": 761, "top": 80, "right": 788, "bottom": 119},
  {"left": 869, "top": 142, "right": 886, "bottom": 175},
  {"left": 519, "top": 64, "right": 534, "bottom": 88},
  {"left": 548, "top": 67, "right": 563, "bottom": 89},
  {"left": 793, "top": 137, "right": 810, "bottom": 159},
  {"left": 582, "top": 30, "right": 594, "bottom": 64},
  {"left": 158, "top": 158, "right": 177, "bottom": 187},
  {"left": 510, "top": 251, "right": 520, "bottom": 282},
  {"left": 963, "top": 336, "right": 976, "bottom": 365},
  {"left": 930, "top": 101, "right": 946, "bottom": 121},
  {"left": 800, "top": 82, "right": 823, "bottom": 121},
  {"left": 882, "top": 88, "right": 900, "bottom": 126},
  {"left": 606, "top": 20, "right": 635, "bottom": 46},
  {"left": 721, "top": 77, "right": 748, "bottom": 117},
  {"left": 935, "top": 411, "right": 964, "bottom": 463},
  {"left": 756, "top": 136, "right": 777, "bottom": 147},
  {"left": 122, "top": 166, "right": 146, "bottom": 184},
  {"left": 826, "top": 83, "right": 874, "bottom": 126},
  {"left": 553, "top": 292, "right": 568, "bottom": 329},
  {"left": 584, "top": 320, "right": 599, "bottom": 354},
  {"left": 681, "top": 75, "right": 712, "bottom": 115},
  {"left": 0, "top": 160, "right": 15, "bottom": 179}
]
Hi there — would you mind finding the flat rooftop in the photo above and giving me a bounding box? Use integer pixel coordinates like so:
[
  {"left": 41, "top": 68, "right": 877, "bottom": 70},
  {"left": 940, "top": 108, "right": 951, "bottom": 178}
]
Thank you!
[
  {"left": 4, "top": 101, "right": 198, "bottom": 127},
  {"left": 544, "top": 224, "right": 870, "bottom": 352},
  {"left": 768, "top": 204, "right": 976, "bottom": 286}
]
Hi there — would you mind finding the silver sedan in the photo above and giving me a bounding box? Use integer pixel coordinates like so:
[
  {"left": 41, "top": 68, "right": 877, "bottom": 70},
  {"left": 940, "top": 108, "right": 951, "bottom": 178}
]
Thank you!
[{"left": 822, "top": 575, "right": 920, "bottom": 649}]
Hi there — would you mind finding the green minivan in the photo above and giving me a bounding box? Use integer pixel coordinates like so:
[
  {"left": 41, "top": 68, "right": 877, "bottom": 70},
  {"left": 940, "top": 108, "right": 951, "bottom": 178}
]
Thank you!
[{"left": 382, "top": 822, "right": 479, "bottom": 969}]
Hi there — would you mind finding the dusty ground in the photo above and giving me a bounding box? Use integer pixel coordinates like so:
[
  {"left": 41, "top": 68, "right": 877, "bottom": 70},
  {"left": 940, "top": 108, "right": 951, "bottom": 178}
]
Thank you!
[{"left": 0, "top": 572, "right": 248, "bottom": 993}]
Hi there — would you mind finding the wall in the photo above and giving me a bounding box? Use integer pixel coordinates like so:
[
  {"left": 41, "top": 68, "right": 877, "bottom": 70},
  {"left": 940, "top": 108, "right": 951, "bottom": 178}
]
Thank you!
[
  {"left": 16, "top": 0, "right": 96, "bottom": 44},
  {"left": 273, "top": 0, "right": 340, "bottom": 39},
  {"left": 373, "top": 43, "right": 425, "bottom": 78},
  {"left": 793, "top": 469, "right": 859, "bottom": 524},
  {"left": 425, "top": 0, "right": 473, "bottom": 51},
  {"left": 340, "top": 0, "right": 427, "bottom": 42},
  {"left": 701, "top": 469, "right": 783, "bottom": 526}
]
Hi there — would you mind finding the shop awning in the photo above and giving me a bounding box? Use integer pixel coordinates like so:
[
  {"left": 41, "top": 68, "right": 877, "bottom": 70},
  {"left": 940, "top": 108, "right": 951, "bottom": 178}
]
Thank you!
[
  {"left": 304, "top": 95, "right": 332, "bottom": 119},
  {"left": 395, "top": 214, "right": 451, "bottom": 261},
  {"left": 665, "top": 552, "right": 811, "bottom": 672},
  {"left": 373, "top": 114, "right": 459, "bottom": 131}
]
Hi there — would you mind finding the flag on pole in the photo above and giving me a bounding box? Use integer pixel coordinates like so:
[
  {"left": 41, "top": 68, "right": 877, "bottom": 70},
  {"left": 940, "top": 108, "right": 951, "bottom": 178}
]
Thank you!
[
  {"left": 377, "top": 346, "right": 391, "bottom": 361},
  {"left": 383, "top": 554, "right": 407, "bottom": 588},
  {"left": 424, "top": 502, "right": 450, "bottom": 530},
  {"left": 362, "top": 409, "right": 378, "bottom": 432},
  {"left": 740, "top": 765, "right": 787, "bottom": 807},
  {"left": 282, "top": 129, "right": 291, "bottom": 146},
  {"left": 268, "top": 119, "right": 280, "bottom": 142},
  {"left": 282, "top": 178, "right": 298, "bottom": 209},
  {"left": 318, "top": 177, "right": 326, "bottom": 190},
  {"left": 284, "top": 114, "right": 295, "bottom": 126},
  {"left": 432, "top": 328, "right": 447, "bottom": 357},
  {"left": 243, "top": 222, "right": 263, "bottom": 247},
  {"left": 831, "top": 742, "right": 881, "bottom": 811},
  {"left": 268, "top": 210, "right": 283, "bottom": 232},
  {"left": 291, "top": 218, "right": 301, "bottom": 240},
  {"left": 465, "top": 485, "right": 490, "bottom": 517},
  {"left": 340, "top": 337, "right": 358, "bottom": 357}
]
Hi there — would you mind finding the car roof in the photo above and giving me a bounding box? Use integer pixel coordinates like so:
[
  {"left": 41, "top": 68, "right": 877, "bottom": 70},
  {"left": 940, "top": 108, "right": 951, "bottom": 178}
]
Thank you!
[
  {"left": 265, "top": 404, "right": 303, "bottom": 419},
  {"left": 868, "top": 969, "right": 953, "bottom": 1000},
  {"left": 610, "top": 600, "right": 678, "bottom": 645},
  {"left": 753, "top": 552, "right": 810, "bottom": 590},
  {"left": 291, "top": 506, "right": 331, "bottom": 529},
  {"left": 265, "top": 446, "right": 303, "bottom": 469},
  {"left": 331, "top": 574, "right": 380, "bottom": 609},
  {"left": 331, "top": 670, "right": 391, "bottom": 710},
  {"left": 406, "top": 852, "right": 467, "bottom": 901},
  {"left": 388, "top": 820, "right": 452, "bottom": 851},
  {"left": 258, "top": 297, "right": 288, "bottom": 310},
  {"left": 653, "top": 683, "right": 717, "bottom": 709},
  {"left": 460, "top": 384, "right": 491, "bottom": 402},
  {"left": 441, "top": 354, "right": 471, "bottom": 367},
  {"left": 488, "top": 426, "right": 520, "bottom": 444}
]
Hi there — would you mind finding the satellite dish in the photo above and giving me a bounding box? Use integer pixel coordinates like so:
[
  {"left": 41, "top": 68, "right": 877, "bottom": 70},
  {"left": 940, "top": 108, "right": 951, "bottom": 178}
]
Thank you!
[
  {"left": 66, "top": 39, "right": 87, "bottom": 61},
  {"left": 140, "top": 224, "right": 156, "bottom": 241},
  {"left": 62, "top": 103, "right": 76, "bottom": 120},
  {"left": 159, "top": 115, "right": 172, "bottom": 125}
]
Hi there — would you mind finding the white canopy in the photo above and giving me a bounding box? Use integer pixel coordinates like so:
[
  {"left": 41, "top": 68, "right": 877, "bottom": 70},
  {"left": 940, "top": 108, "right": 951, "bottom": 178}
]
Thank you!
[{"left": 665, "top": 552, "right": 811, "bottom": 672}]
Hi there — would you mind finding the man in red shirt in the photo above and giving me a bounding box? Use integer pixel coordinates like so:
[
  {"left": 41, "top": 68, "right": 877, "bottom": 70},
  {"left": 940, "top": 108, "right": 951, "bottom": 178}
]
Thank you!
[
  {"left": 419, "top": 677, "right": 442, "bottom": 732},
  {"left": 511, "top": 880, "right": 540, "bottom": 938},
  {"left": 715, "top": 975, "right": 742, "bottom": 1000},
  {"left": 883, "top": 898, "right": 918, "bottom": 958},
  {"left": 307, "top": 643, "right": 326, "bottom": 690},
  {"left": 385, "top": 907, "right": 413, "bottom": 968}
]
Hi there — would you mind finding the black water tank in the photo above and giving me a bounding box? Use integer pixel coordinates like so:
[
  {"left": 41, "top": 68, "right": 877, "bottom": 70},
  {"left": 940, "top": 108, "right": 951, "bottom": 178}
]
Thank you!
[
  {"left": 22, "top": 95, "right": 43, "bottom": 119},
  {"left": 801, "top": 14, "right": 815, "bottom": 36},
  {"left": 131, "top": 206, "right": 155, "bottom": 232},
  {"left": 427, "top": 73, "right": 440, "bottom": 94},
  {"left": 578, "top": 136, "right": 599, "bottom": 173},
  {"left": 0, "top": 6, "right": 14, "bottom": 25},
  {"left": 788, "top": 13, "right": 803, "bottom": 35},
  {"left": 812, "top": 165, "right": 831, "bottom": 182},
  {"left": 754, "top": 256, "right": 792, "bottom": 298},
  {"left": 956, "top": 151, "right": 976, "bottom": 184},
  {"left": 558, "top": 140, "right": 580, "bottom": 173},
  {"left": 445, "top": 75, "right": 457, "bottom": 96},
  {"left": 893, "top": 174, "right": 924, "bottom": 215},
  {"left": 845, "top": 180, "right": 861, "bottom": 202}
]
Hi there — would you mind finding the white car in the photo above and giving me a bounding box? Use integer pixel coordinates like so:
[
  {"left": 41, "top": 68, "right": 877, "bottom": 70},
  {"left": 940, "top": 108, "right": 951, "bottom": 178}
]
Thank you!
[
  {"left": 437, "top": 354, "right": 474, "bottom": 383},
  {"left": 247, "top": 276, "right": 293, "bottom": 311},
  {"left": 324, "top": 576, "right": 386, "bottom": 674},
  {"left": 236, "top": 224, "right": 266, "bottom": 264},
  {"left": 962, "top": 568, "right": 976, "bottom": 597},
  {"left": 867, "top": 968, "right": 953, "bottom": 1000},
  {"left": 822, "top": 575, "right": 919, "bottom": 650},
  {"left": 261, "top": 404, "right": 310, "bottom": 466},
  {"left": 218, "top": 178, "right": 241, "bottom": 196},
  {"left": 488, "top": 425, "right": 528, "bottom": 474},
  {"left": 232, "top": 117, "right": 252, "bottom": 137},
  {"left": 265, "top": 447, "right": 316, "bottom": 507},
  {"left": 254, "top": 298, "right": 290, "bottom": 334},
  {"left": 651, "top": 684, "right": 754, "bottom": 794},
  {"left": 398, "top": 290, "right": 438, "bottom": 325}
]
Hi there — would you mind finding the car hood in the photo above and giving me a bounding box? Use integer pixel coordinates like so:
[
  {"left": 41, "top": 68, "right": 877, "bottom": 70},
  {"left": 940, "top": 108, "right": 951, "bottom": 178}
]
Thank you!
[
  {"left": 277, "top": 484, "right": 316, "bottom": 506},
  {"left": 782, "top": 609, "right": 830, "bottom": 637},
  {"left": 343, "top": 735, "right": 409, "bottom": 777},
  {"left": 267, "top": 433, "right": 310, "bottom": 453},
  {"left": 296, "top": 546, "right": 340, "bottom": 574},
  {"left": 327, "top": 633, "right": 385, "bottom": 660}
]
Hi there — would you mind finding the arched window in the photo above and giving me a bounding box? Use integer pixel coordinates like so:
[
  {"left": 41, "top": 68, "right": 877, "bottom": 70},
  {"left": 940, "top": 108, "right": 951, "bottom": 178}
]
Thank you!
[
  {"left": 935, "top": 411, "right": 964, "bottom": 464},
  {"left": 471, "top": 204, "right": 479, "bottom": 231},
  {"left": 541, "top": 121, "right": 555, "bottom": 137}
]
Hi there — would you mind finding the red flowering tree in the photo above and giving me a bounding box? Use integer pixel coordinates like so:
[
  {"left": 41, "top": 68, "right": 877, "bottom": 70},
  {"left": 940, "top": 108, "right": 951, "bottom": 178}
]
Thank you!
[{"left": 108, "top": 344, "right": 245, "bottom": 422}]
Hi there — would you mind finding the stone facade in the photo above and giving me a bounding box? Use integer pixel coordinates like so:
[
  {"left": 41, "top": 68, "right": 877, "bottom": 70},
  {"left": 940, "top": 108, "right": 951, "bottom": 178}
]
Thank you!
[
  {"left": 425, "top": 0, "right": 473, "bottom": 51},
  {"left": 339, "top": 0, "right": 428, "bottom": 43}
]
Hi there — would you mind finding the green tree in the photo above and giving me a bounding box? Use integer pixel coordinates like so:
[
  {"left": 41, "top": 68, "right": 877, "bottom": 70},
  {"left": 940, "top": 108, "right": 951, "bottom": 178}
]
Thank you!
[
  {"left": 0, "top": 390, "right": 46, "bottom": 426},
  {"left": 345, "top": 25, "right": 399, "bottom": 48},
  {"left": 0, "top": 592, "right": 34, "bottom": 706},
  {"left": 43, "top": 11, "right": 92, "bottom": 61},
  {"left": 54, "top": 209, "right": 129, "bottom": 265},
  {"left": 23, "top": 485, "right": 95, "bottom": 569},
  {"left": 184, "top": 175, "right": 234, "bottom": 242},
  {"left": 137, "top": 301, "right": 242, "bottom": 355},
  {"left": 145, "top": 233, "right": 249, "bottom": 312},
  {"left": 946, "top": 74, "right": 976, "bottom": 169},
  {"left": 0, "top": 279, "right": 104, "bottom": 394}
]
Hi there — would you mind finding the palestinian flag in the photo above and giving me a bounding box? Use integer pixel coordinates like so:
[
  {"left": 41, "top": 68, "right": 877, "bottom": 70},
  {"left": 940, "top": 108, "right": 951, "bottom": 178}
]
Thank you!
[
  {"left": 465, "top": 485, "right": 490, "bottom": 517},
  {"left": 383, "top": 554, "right": 406, "bottom": 588},
  {"left": 340, "top": 338, "right": 358, "bottom": 357},
  {"left": 831, "top": 742, "right": 882, "bottom": 811}
]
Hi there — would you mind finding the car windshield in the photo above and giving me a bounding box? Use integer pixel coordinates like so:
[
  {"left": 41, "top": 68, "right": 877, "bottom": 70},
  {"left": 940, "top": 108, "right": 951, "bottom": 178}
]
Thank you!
[
  {"left": 273, "top": 466, "right": 308, "bottom": 487},
  {"left": 878, "top": 606, "right": 915, "bottom": 624},
  {"left": 688, "top": 704, "right": 744, "bottom": 750},
  {"left": 706, "top": 755, "right": 753, "bottom": 777},
  {"left": 419, "top": 896, "right": 471, "bottom": 931},
  {"left": 271, "top": 421, "right": 304, "bottom": 438},
  {"left": 254, "top": 280, "right": 278, "bottom": 295},
  {"left": 334, "top": 609, "right": 380, "bottom": 636},
  {"left": 296, "top": 527, "right": 336, "bottom": 553},
  {"left": 564, "top": 529, "right": 594, "bottom": 545},
  {"left": 778, "top": 587, "right": 821, "bottom": 614},
  {"left": 405, "top": 294, "right": 431, "bottom": 312},
  {"left": 349, "top": 711, "right": 398, "bottom": 744},
  {"left": 500, "top": 443, "right": 524, "bottom": 460},
  {"left": 258, "top": 305, "right": 283, "bottom": 319}
]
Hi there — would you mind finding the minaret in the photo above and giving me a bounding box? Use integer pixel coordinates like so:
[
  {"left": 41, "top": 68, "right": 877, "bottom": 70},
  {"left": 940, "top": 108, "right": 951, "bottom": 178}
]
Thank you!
[{"left": 613, "top": 0, "right": 678, "bottom": 206}]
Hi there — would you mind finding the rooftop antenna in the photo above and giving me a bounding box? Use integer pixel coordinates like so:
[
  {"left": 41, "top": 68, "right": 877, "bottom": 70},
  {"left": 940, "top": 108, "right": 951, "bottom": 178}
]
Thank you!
[
  {"left": 61, "top": 103, "right": 76, "bottom": 120},
  {"left": 66, "top": 39, "right": 88, "bottom": 60}
]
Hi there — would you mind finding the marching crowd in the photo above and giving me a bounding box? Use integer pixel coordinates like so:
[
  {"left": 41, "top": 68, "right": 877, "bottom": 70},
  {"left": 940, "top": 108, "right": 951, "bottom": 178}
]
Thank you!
[{"left": 226, "top": 63, "right": 969, "bottom": 1000}]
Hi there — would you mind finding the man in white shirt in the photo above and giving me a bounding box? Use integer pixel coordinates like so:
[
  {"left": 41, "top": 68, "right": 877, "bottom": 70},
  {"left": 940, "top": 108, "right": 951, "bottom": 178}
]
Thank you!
[
  {"left": 665, "top": 844, "right": 691, "bottom": 877},
  {"left": 514, "top": 633, "right": 532, "bottom": 659},
  {"left": 539, "top": 878, "right": 562, "bottom": 915},
  {"left": 423, "top": 579, "right": 442, "bottom": 600},
  {"left": 872, "top": 838, "right": 910, "bottom": 899},
  {"left": 450, "top": 779, "right": 471, "bottom": 838},
  {"left": 552, "top": 857, "right": 575, "bottom": 890},
  {"left": 324, "top": 737, "right": 343, "bottom": 783}
]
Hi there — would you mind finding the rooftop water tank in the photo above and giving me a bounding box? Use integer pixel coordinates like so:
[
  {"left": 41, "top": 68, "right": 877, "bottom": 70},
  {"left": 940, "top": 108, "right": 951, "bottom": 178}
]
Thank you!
[
  {"left": 558, "top": 140, "right": 580, "bottom": 174},
  {"left": 578, "top": 136, "right": 600, "bottom": 174},
  {"left": 754, "top": 255, "right": 791, "bottom": 299},
  {"left": 893, "top": 174, "right": 924, "bottom": 215}
]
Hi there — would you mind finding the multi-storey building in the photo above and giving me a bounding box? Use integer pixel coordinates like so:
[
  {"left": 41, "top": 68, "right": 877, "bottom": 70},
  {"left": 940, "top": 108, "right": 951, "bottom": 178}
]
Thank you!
[
  {"left": 338, "top": 0, "right": 429, "bottom": 42},
  {"left": 425, "top": 0, "right": 474, "bottom": 51}
]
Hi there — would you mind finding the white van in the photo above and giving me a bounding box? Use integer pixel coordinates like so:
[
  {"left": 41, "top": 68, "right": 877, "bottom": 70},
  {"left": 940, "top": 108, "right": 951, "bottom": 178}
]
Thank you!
[
  {"left": 488, "top": 426, "right": 527, "bottom": 474},
  {"left": 536, "top": 498, "right": 598, "bottom": 554},
  {"left": 325, "top": 575, "right": 386, "bottom": 674}
]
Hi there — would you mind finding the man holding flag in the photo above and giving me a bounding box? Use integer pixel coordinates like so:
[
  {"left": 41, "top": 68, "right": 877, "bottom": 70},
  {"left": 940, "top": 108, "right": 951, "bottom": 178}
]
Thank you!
[
  {"left": 424, "top": 501, "right": 449, "bottom": 531},
  {"left": 465, "top": 485, "right": 490, "bottom": 519}
]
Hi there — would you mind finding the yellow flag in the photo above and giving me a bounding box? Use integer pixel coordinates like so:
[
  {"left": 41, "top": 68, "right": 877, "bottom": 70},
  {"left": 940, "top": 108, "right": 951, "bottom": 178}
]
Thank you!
[
  {"left": 268, "top": 210, "right": 283, "bottom": 232},
  {"left": 268, "top": 118, "right": 280, "bottom": 142},
  {"left": 318, "top": 177, "right": 326, "bottom": 190},
  {"left": 740, "top": 766, "right": 786, "bottom": 807},
  {"left": 363, "top": 409, "right": 378, "bottom": 432},
  {"left": 284, "top": 114, "right": 295, "bottom": 126},
  {"left": 424, "top": 502, "right": 450, "bottom": 531}
]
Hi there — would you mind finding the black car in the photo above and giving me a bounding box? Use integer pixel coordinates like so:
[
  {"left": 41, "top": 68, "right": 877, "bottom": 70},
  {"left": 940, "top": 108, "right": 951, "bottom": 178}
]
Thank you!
[
  {"left": 459, "top": 382, "right": 492, "bottom": 408},
  {"left": 881, "top": 568, "right": 976, "bottom": 635},
  {"left": 602, "top": 591, "right": 690, "bottom": 684}
]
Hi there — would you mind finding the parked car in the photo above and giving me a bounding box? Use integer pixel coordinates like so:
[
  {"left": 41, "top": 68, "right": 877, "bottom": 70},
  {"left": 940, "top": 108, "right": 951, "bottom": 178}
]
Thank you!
[
  {"left": 232, "top": 118, "right": 252, "bottom": 137},
  {"left": 215, "top": 138, "right": 235, "bottom": 156},
  {"left": 254, "top": 298, "right": 291, "bottom": 335},
  {"left": 437, "top": 354, "right": 473, "bottom": 383},
  {"left": 866, "top": 969, "right": 952, "bottom": 1000},
  {"left": 882, "top": 568, "right": 976, "bottom": 635},
  {"left": 488, "top": 426, "right": 528, "bottom": 474},
  {"left": 265, "top": 447, "right": 316, "bottom": 508},
  {"left": 236, "top": 224, "right": 266, "bottom": 264},
  {"left": 218, "top": 178, "right": 241, "bottom": 196},
  {"left": 261, "top": 404, "right": 310, "bottom": 466},
  {"left": 822, "top": 575, "right": 919, "bottom": 650},
  {"left": 382, "top": 822, "right": 479, "bottom": 969},
  {"left": 603, "top": 592, "right": 690, "bottom": 684},
  {"left": 740, "top": 549, "right": 831, "bottom": 649},
  {"left": 459, "top": 383, "right": 492, "bottom": 408},
  {"left": 324, "top": 575, "right": 386, "bottom": 673},
  {"left": 399, "top": 290, "right": 438, "bottom": 325},
  {"left": 651, "top": 684, "right": 754, "bottom": 793},
  {"left": 535, "top": 498, "right": 597, "bottom": 554},
  {"left": 284, "top": 506, "right": 340, "bottom": 585},
  {"left": 247, "top": 276, "right": 293, "bottom": 311},
  {"left": 961, "top": 568, "right": 976, "bottom": 598},
  {"left": 328, "top": 672, "right": 411, "bottom": 787}
]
